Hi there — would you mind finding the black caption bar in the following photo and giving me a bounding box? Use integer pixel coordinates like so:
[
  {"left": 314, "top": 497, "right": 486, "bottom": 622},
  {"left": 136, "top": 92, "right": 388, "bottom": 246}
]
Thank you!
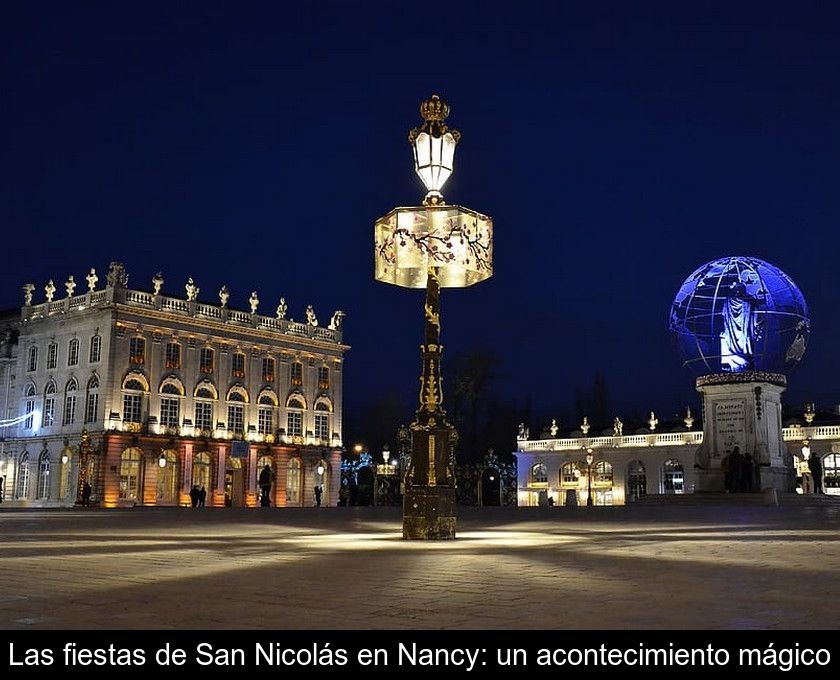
[{"left": 3, "top": 630, "right": 836, "bottom": 675}]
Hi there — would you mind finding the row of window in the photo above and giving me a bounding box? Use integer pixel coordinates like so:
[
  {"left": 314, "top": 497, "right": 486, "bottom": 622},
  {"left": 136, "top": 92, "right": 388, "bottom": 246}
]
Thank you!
[
  {"left": 128, "top": 339, "right": 331, "bottom": 389},
  {"left": 27, "top": 336, "right": 101, "bottom": 372},
  {"left": 121, "top": 394, "right": 330, "bottom": 438},
  {"left": 23, "top": 376, "right": 98, "bottom": 429},
  {"left": 530, "top": 458, "right": 687, "bottom": 493}
]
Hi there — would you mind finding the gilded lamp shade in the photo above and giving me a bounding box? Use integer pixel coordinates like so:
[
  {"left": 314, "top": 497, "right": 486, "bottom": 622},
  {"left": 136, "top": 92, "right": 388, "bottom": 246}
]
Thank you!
[{"left": 374, "top": 204, "right": 493, "bottom": 289}]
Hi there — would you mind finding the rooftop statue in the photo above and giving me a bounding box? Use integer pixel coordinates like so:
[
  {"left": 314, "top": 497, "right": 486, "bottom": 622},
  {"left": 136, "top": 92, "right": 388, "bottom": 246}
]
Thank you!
[
  {"left": 152, "top": 272, "right": 164, "bottom": 295},
  {"left": 185, "top": 277, "right": 199, "bottom": 301},
  {"left": 249, "top": 291, "right": 259, "bottom": 314},
  {"left": 306, "top": 305, "right": 318, "bottom": 326},
  {"left": 65, "top": 276, "right": 76, "bottom": 297},
  {"left": 276, "top": 298, "right": 288, "bottom": 320},
  {"left": 219, "top": 285, "right": 229, "bottom": 308},
  {"left": 86, "top": 268, "right": 98, "bottom": 292},
  {"left": 44, "top": 280, "right": 56, "bottom": 302}
]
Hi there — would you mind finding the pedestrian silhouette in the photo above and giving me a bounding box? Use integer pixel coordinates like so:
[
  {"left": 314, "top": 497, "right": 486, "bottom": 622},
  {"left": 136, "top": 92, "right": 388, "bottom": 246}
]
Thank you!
[
  {"left": 198, "top": 486, "right": 207, "bottom": 507},
  {"left": 189, "top": 485, "right": 199, "bottom": 508},
  {"left": 82, "top": 481, "right": 92, "bottom": 507},
  {"left": 809, "top": 454, "right": 824, "bottom": 494},
  {"left": 314, "top": 485, "right": 322, "bottom": 507}
]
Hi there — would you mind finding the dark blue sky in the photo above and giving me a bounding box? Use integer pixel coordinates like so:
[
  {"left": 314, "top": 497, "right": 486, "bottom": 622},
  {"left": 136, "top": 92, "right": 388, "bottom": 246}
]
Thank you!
[{"left": 2, "top": 2, "right": 839, "bottom": 429}]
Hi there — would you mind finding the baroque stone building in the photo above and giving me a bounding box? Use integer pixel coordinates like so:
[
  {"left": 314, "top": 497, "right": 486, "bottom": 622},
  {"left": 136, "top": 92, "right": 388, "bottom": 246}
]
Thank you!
[
  {"left": 514, "top": 411, "right": 840, "bottom": 506},
  {"left": 0, "top": 263, "right": 348, "bottom": 508}
]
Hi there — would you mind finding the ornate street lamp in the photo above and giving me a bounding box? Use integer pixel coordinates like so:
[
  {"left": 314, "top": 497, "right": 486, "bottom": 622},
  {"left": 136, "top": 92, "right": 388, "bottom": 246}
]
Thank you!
[
  {"left": 374, "top": 94, "right": 494, "bottom": 539},
  {"left": 585, "top": 448, "right": 594, "bottom": 507}
]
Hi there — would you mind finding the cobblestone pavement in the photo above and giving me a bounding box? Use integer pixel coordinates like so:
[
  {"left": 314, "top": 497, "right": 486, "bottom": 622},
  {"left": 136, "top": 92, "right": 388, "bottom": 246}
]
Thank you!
[{"left": 1, "top": 505, "right": 838, "bottom": 630}]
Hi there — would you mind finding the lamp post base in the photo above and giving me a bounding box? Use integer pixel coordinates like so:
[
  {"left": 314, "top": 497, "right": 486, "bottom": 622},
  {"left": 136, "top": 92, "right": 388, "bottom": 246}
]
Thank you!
[{"left": 403, "top": 486, "right": 456, "bottom": 540}]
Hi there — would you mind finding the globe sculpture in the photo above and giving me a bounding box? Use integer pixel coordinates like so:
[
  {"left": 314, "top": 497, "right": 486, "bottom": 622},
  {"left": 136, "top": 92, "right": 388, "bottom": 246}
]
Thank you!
[{"left": 669, "top": 256, "right": 809, "bottom": 377}]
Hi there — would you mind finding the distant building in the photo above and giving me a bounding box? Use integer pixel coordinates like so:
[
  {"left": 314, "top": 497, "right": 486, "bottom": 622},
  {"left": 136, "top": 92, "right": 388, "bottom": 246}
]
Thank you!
[
  {"left": 514, "top": 411, "right": 840, "bottom": 506},
  {"left": 0, "top": 263, "right": 348, "bottom": 508}
]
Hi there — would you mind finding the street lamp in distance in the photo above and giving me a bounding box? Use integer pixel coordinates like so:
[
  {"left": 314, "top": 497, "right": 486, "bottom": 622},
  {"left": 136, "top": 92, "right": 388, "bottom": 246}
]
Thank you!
[{"left": 586, "top": 448, "right": 594, "bottom": 507}]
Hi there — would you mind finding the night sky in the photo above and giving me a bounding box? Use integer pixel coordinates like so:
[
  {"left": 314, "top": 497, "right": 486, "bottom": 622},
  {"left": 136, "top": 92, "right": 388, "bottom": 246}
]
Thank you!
[{"left": 3, "top": 3, "right": 839, "bottom": 439}]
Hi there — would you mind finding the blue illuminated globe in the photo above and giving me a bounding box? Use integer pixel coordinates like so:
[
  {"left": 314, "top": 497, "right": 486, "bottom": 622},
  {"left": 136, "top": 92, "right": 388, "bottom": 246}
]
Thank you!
[{"left": 669, "top": 256, "right": 809, "bottom": 377}]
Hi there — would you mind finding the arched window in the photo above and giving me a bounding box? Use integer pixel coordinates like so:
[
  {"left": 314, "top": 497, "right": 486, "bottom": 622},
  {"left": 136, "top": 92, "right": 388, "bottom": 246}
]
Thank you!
[
  {"left": 63, "top": 378, "right": 78, "bottom": 426},
  {"left": 119, "top": 448, "right": 143, "bottom": 501},
  {"left": 823, "top": 454, "right": 840, "bottom": 492},
  {"left": 192, "top": 452, "right": 211, "bottom": 490},
  {"left": 160, "top": 377, "right": 185, "bottom": 395},
  {"left": 258, "top": 389, "right": 278, "bottom": 406},
  {"left": 226, "top": 386, "right": 248, "bottom": 402},
  {"left": 194, "top": 379, "right": 217, "bottom": 399},
  {"left": 561, "top": 461, "right": 583, "bottom": 485},
  {"left": 286, "top": 395, "right": 305, "bottom": 438},
  {"left": 286, "top": 457, "right": 302, "bottom": 505},
  {"left": 594, "top": 460, "right": 613, "bottom": 484},
  {"left": 47, "top": 342, "right": 57, "bottom": 370},
  {"left": 43, "top": 381, "right": 56, "bottom": 427},
  {"left": 628, "top": 460, "right": 647, "bottom": 500},
  {"left": 663, "top": 458, "right": 685, "bottom": 494},
  {"left": 122, "top": 372, "right": 148, "bottom": 424},
  {"left": 85, "top": 375, "right": 99, "bottom": 424},
  {"left": 156, "top": 450, "right": 178, "bottom": 504},
  {"left": 27, "top": 345, "right": 38, "bottom": 372},
  {"left": 590, "top": 460, "right": 614, "bottom": 506},
  {"left": 226, "top": 386, "right": 248, "bottom": 435},
  {"left": 16, "top": 452, "right": 30, "bottom": 499},
  {"left": 67, "top": 338, "right": 80, "bottom": 367},
  {"left": 314, "top": 398, "right": 331, "bottom": 442},
  {"left": 24, "top": 383, "right": 36, "bottom": 429},
  {"left": 37, "top": 451, "right": 51, "bottom": 499},
  {"left": 89, "top": 334, "right": 102, "bottom": 363},
  {"left": 530, "top": 462, "right": 548, "bottom": 485},
  {"left": 159, "top": 378, "right": 184, "bottom": 429}
]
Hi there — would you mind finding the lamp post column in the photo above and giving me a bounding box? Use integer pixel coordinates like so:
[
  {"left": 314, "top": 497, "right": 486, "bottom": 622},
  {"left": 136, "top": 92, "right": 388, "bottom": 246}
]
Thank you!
[{"left": 374, "top": 94, "right": 494, "bottom": 540}]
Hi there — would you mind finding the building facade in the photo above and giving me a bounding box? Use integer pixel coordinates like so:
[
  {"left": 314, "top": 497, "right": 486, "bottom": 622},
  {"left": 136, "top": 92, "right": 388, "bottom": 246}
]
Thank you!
[
  {"left": 514, "top": 415, "right": 840, "bottom": 506},
  {"left": 0, "top": 263, "right": 348, "bottom": 508}
]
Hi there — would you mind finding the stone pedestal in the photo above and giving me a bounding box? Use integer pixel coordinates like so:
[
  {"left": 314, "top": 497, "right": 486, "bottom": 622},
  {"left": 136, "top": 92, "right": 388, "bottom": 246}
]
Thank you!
[
  {"left": 695, "top": 372, "right": 791, "bottom": 492},
  {"left": 403, "top": 422, "right": 457, "bottom": 540},
  {"left": 403, "top": 486, "right": 456, "bottom": 540}
]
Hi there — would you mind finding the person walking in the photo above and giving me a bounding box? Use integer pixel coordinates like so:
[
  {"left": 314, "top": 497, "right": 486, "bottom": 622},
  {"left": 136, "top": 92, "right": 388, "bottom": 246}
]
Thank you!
[
  {"left": 314, "top": 485, "right": 322, "bottom": 507},
  {"left": 82, "top": 481, "right": 92, "bottom": 507},
  {"left": 198, "top": 486, "right": 207, "bottom": 507}
]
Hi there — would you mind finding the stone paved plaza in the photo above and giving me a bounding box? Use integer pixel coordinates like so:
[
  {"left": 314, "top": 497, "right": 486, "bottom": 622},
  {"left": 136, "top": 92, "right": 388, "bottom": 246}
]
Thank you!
[{"left": 1, "top": 505, "right": 838, "bottom": 630}]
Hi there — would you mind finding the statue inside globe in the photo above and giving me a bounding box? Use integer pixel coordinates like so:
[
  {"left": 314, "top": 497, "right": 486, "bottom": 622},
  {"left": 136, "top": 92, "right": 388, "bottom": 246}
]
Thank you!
[{"left": 720, "top": 276, "right": 762, "bottom": 372}]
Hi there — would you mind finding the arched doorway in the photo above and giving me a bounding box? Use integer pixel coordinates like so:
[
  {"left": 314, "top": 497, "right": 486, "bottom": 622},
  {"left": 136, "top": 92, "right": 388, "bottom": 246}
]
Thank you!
[
  {"left": 119, "top": 448, "right": 143, "bottom": 503},
  {"left": 480, "top": 467, "right": 501, "bottom": 506},
  {"left": 824, "top": 454, "right": 840, "bottom": 495},
  {"left": 37, "top": 451, "right": 51, "bottom": 500},
  {"left": 16, "top": 452, "right": 31, "bottom": 499},
  {"left": 286, "top": 457, "right": 302, "bottom": 506},
  {"left": 156, "top": 450, "right": 179, "bottom": 505},
  {"left": 225, "top": 457, "right": 244, "bottom": 507},
  {"left": 257, "top": 454, "right": 274, "bottom": 506},
  {"left": 592, "top": 460, "right": 614, "bottom": 506},
  {"left": 627, "top": 460, "right": 646, "bottom": 501},
  {"left": 192, "top": 452, "right": 211, "bottom": 493},
  {"left": 663, "top": 458, "right": 684, "bottom": 494}
]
